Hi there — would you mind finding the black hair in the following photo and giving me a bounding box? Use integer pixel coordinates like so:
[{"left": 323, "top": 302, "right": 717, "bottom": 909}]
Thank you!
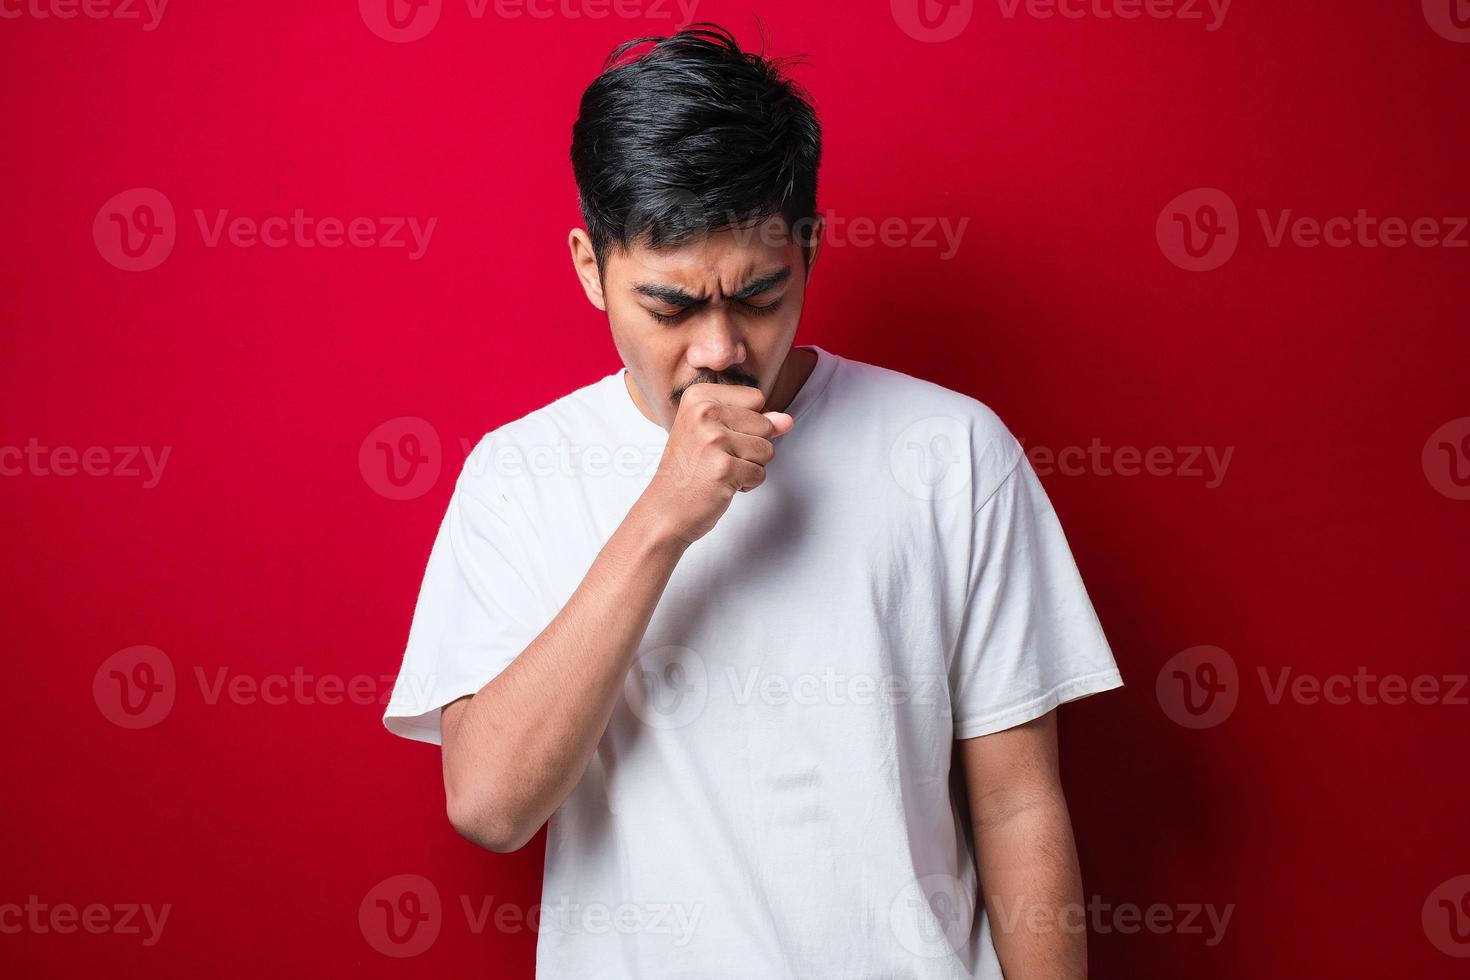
[{"left": 570, "top": 22, "right": 823, "bottom": 275}]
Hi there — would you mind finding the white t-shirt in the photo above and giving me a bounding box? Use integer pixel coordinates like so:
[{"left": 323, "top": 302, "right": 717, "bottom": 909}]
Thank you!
[{"left": 384, "top": 344, "right": 1123, "bottom": 978}]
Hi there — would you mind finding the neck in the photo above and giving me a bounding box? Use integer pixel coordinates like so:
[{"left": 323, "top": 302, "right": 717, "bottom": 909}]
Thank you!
[{"left": 766, "top": 346, "right": 818, "bottom": 415}]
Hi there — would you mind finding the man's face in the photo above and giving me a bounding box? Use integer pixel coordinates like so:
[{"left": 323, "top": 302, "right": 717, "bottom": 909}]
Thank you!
[{"left": 570, "top": 213, "right": 821, "bottom": 430}]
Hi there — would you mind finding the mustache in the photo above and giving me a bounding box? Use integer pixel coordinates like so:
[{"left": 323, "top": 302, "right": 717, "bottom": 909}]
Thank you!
[{"left": 670, "top": 367, "right": 761, "bottom": 405}]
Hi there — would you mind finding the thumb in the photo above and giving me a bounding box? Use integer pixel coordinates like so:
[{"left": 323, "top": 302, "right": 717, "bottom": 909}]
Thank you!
[{"left": 763, "top": 411, "right": 794, "bottom": 437}]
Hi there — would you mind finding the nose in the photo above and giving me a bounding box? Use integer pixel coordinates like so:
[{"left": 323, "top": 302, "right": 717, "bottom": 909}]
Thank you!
[{"left": 684, "top": 312, "right": 746, "bottom": 376}]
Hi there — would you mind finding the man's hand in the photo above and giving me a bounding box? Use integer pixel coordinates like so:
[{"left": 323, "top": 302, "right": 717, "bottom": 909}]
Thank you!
[{"left": 638, "top": 382, "right": 793, "bottom": 546}]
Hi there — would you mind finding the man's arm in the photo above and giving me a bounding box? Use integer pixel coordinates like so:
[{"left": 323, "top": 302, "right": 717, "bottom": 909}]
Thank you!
[
  {"left": 439, "top": 383, "right": 791, "bottom": 853},
  {"left": 958, "top": 709, "right": 1087, "bottom": 979},
  {"left": 439, "top": 500, "right": 684, "bottom": 853}
]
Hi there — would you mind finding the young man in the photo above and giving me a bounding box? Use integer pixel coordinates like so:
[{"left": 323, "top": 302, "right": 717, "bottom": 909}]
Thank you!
[{"left": 384, "top": 23, "right": 1122, "bottom": 979}]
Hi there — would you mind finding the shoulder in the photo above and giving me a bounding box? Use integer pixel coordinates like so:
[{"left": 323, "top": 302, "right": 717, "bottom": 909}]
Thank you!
[
  {"left": 456, "top": 371, "right": 623, "bottom": 503},
  {"left": 834, "top": 353, "right": 1024, "bottom": 510}
]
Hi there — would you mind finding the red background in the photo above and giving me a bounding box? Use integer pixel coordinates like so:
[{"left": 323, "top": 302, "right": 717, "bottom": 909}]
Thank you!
[{"left": 3, "top": 1, "right": 1467, "bottom": 976}]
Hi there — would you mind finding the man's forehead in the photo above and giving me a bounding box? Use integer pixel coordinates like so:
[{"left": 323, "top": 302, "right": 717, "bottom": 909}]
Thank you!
[{"left": 616, "top": 224, "right": 795, "bottom": 295}]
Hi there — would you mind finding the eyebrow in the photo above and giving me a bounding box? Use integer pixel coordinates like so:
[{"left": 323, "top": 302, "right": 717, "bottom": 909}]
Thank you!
[{"left": 630, "top": 267, "right": 792, "bottom": 308}]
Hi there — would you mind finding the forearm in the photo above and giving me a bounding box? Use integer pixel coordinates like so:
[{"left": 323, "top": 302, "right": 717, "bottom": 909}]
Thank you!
[
  {"left": 442, "top": 496, "right": 686, "bottom": 851},
  {"left": 973, "top": 791, "right": 1087, "bottom": 979}
]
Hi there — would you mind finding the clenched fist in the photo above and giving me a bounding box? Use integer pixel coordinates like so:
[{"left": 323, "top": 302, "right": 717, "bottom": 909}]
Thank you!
[{"left": 637, "top": 382, "right": 794, "bottom": 547}]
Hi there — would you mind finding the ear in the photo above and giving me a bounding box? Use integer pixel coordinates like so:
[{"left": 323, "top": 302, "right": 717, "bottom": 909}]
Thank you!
[
  {"left": 803, "top": 215, "right": 825, "bottom": 278},
  {"left": 568, "top": 228, "right": 606, "bottom": 311}
]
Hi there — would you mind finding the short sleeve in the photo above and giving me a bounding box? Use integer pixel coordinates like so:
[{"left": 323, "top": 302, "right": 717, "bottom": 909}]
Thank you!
[
  {"left": 382, "top": 453, "right": 550, "bottom": 746},
  {"left": 949, "top": 451, "right": 1123, "bottom": 739}
]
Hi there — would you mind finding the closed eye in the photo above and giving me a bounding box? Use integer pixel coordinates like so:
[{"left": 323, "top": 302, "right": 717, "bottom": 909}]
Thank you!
[{"left": 649, "top": 299, "right": 782, "bottom": 325}]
